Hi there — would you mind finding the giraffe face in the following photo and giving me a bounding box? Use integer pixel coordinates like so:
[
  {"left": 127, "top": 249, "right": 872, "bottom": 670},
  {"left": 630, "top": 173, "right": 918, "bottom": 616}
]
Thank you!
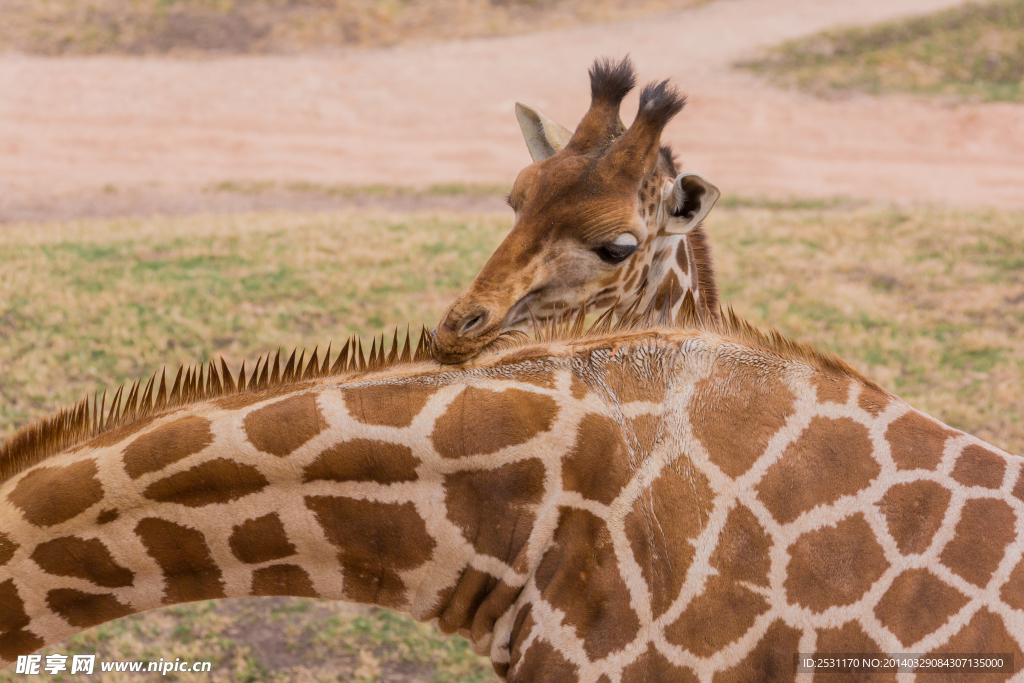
[
  {"left": 432, "top": 154, "right": 649, "bottom": 364},
  {"left": 432, "top": 58, "right": 696, "bottom": 365}
]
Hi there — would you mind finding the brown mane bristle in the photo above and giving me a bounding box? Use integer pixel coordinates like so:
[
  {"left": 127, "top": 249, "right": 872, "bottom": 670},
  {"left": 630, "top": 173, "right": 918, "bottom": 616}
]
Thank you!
[{"left": 1, "top": 299, "right": 872, "bottom": 485}]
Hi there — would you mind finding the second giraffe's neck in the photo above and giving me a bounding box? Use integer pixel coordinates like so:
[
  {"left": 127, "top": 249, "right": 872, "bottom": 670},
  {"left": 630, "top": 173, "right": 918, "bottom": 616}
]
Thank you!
[
  {"left": 606, "top": 171, "right": 718, "bottom": 323},
  {"left": 626, "top": 228, "right": 717, "bottom": 322},
  {"left": 3, "top": 329, "right": 1022, "bottom": 680}
]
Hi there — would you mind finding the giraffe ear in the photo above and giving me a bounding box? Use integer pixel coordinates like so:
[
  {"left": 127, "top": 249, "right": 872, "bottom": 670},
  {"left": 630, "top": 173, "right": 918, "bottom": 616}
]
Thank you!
[
  {"left": 515, "top": 102, "right": 573, "bottom": 162},
  {"left": 658, "top": 172, "right": 720, "bottom": 234}
]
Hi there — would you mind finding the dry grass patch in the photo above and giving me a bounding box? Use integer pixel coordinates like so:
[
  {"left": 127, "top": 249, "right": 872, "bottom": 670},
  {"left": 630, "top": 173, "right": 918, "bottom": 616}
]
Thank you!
[
  {"left": 0, "top": 598, "right": 495, "bottom": 682},
  {"left": 0, "top": 209, "right": 509, "bottom": 441},
  {"left": 740, "top": 0, "right": 1024, "bottom": 102},
  {"left": 0, "top": 0, "right": 707, "bottom": 55},
  {"left": 2, "top": 203, "right": 1021, "bottom": 452},
  {"left": 711, "top": 203, "right": 1024, "bottom": 453}
]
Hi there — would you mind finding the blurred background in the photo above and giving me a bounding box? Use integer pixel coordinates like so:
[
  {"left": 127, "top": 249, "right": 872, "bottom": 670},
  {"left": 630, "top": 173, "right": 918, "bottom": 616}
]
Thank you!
[{"left": 0, "top": 0, "right": 1022, "bottom": 680}]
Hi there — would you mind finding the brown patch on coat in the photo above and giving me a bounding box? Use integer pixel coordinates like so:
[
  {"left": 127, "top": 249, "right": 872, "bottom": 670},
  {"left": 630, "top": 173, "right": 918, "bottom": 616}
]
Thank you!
[
  {"left": 45, "top": 588, "right": 133, "bottom": 628},
  {"left": 885, "top": 411, "right": 954, "bottom": 471},
  {"left": 713, "top": 620, "right": 801, "bottom": 683},
  {"left": 666, "top": 576, "right": 769, "bottom": 656},
  {"left": 653, "top": 271, "right": 683, "bottom": 311},
  {"left": 785, "top": 514, "right": 889, "bottom": 612},
  {"left": 509, "top": 603, "right": 535, "bottom": 669},
  {"left": 123, "top": 415, "right": 213, "bottom": 478},
  {"left": 304, "top": 439, "right": 419, "bottom": 485},
  {"left": 444, "top": 458, "right": 545, "bottom": 562},
  {"left": 629, "top": 413, "right": 662, "bottom": 454},
  {"left": 691, "top": 364, "right": 796, "bottom": 479},
  {"left": 570, "top": 373, "right": 589, "bottom": 400},
  {"left": 535, "top": 507, "right": 640, "bottom": 661},
  {"left": 96, "top": 509, "right": 119, "bottom": 524},
  {"left": 0, "top": 533, "right": 16, "bottom": 567},
  {"left": 929, "top": 608, "right": 1023, "bottom": 678},
  {"left": 857, "top": 386, "right": 890, "bottom": 417},
  {"left": 0, "top": 579, "right": 45, "bottom": 661},
  {"left": 251, "top": 564, "right": 318, "bottom": 597},
  {"left": 675, "top": 239, "right": 690, "bottom": 276},
  {"left": 814, "top": 622, "right": 893, "bottom": 683},
  {"left": 0, "top": 629, "right": 44, "bottom": 663},
  {"left": 940, "top": 497, "right": 1015, "bottom": 588},
  {"left": 626, "top": 460, "right": 713, "bottom": 618},
  {"left": 143, "top": 458, "right": 268, "bottom": 507},
  {"left": 244, "top": 393, "right": 327, "bottom": 457},
  {"left": 1013, "top": 469, "right": 1024, "bottom": 504},
  {"left": 229, "top": 513, "right": 297, "bottom": 564},
  {"left": 621, "top": 644, "right": 699, "bottom": 683},
  {"left": 710, "top": 504, "right": 772, "bottom": 587},
  {"left": 431, "top": 387, "right": 557, "bottom": 459},
  {"left": 876, "top": 480, "right": 951, "bottom": 555},
  {"left": 8, "top": 458, "right": 104, "bottom": 527},
  {"left": 638, "top": 263, "right": 650, "bottom": 290},
  {"left": 135, "top": 517, "right": 226, "bottom": 603},
  {"left": 519, "top": 371, "right": 556, "bottom": 390},
  {"left": 435, "top": 566, "right": 519, "bottom": 643},
  {"left": 562, "top": 413, "right": 633, "bottom": 505},
  {"left": 810, "top": 375, "right": 850, "bottom": 404},
  {"left": 952, "top": 445, "right": 1006, "bottom": 489},
  {"left": 604, "top": 357, "right": 665, "bottom": 404},
  {"left": 31, "top": 536, "right": 134, "bottom": 588},
  {"left": 435, "top": 566, "right": 495, "bottom": 634},
  {"left": 513, "top": 639, "right": 579, "bottom": 683},
  {"left": 874, "top": 569, "right": 968, "bottom": 646},
  {"left": 305, "top": 495, "right": 435, "bottom": 609},
  {"left": 624, "top": 271, "right": 638, "bottom": 292},
  {"left": 689, "top": 226, "right": 719, "bottom": 321},
  {"left": 344, "top": 383, "right": 439, "bottom": 429},
  {"left": 468, "top": 580, "right": 521, "bottom": 650},
  {"left": 999, "top": 556, "right": 1024, "bottom": 609},
  {"left": 758, "top": 417, "right": 878, "bottom": 524}
]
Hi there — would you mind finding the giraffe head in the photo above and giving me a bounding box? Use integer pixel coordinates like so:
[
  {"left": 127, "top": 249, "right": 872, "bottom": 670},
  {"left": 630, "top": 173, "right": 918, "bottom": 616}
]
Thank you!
[{"left": 431, "top": 56, "right": 721, "bottom": 365}]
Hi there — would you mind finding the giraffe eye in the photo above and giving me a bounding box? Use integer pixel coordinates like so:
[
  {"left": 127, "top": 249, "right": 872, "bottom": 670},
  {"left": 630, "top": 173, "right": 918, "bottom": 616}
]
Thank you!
[{"left": 595, "top": 234, "right": 638, "bottom": 264}]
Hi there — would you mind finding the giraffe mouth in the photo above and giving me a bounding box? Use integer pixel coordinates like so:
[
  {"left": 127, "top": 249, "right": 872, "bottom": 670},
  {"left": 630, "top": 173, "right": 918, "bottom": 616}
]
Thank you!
[{"left": 430, "top": 304, "right": 504, "bottom": 364}]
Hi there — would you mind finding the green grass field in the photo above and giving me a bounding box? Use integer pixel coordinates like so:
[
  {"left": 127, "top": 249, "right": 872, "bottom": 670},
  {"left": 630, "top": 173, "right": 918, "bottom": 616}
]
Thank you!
[
  {"left": 1, "top": 202, "right": 1022, "bottom": 680},
  {"left": 741, "top": 0, "right": 1024, "bottom": 101}
]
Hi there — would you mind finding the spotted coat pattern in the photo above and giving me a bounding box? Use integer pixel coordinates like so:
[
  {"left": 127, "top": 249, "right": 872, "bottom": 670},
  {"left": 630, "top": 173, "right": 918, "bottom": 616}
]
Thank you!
[{"left": 1, "top": 331, "right": 1023, "bottom": 682}]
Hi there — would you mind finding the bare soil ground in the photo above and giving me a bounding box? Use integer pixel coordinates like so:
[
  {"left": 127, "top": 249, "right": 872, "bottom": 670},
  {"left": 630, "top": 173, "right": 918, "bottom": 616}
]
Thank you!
[{"left": 2, "top": 0, "right": 1022, "bottom": 223}]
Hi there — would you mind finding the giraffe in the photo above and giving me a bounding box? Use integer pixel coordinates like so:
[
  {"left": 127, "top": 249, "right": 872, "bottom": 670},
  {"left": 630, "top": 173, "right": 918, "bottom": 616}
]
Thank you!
[
  {"left": 431, "top": 56, "right": 722, "bottom": 365},
  {"left": 2, "top": 313, "right": 1023, "bottom": 682}
]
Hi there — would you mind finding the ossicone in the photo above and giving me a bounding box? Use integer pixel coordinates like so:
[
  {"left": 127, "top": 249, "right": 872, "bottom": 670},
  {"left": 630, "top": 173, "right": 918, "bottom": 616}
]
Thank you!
[{"left": 567, "top": 55, "right": 638, "bottom": 154}]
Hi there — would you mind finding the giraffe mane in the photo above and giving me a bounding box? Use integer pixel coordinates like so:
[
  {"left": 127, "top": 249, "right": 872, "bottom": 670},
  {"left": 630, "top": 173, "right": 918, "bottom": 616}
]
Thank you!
[{"left": 0, "top": 294, "right": 874, "bottom": 485}]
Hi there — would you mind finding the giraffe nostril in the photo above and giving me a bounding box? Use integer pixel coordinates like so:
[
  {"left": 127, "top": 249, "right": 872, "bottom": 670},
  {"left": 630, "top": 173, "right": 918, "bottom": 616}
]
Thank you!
[{"left": 461, "top": 314, "right": 485, "bottom": 334}]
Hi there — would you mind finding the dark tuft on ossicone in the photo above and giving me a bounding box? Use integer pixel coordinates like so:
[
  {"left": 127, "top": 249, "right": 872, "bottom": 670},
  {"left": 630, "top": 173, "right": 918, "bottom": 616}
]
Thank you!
[
  {"left": 637, "top": 80, "right": 686, "bottom": 129},
  {"left": 589, "top": 56, "right": 637, "bottom": 104}
]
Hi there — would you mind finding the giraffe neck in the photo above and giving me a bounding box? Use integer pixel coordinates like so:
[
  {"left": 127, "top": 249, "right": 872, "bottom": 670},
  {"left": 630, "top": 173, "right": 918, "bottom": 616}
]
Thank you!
[
  {"left": 2, "top": 329, "right": 1022, "bottom": 681},
  {"left": 0, "top": 367, "right": 561, "bottom": 668},
  {"left": 603, "top": 173, "right": 719, "bottom": 323}
]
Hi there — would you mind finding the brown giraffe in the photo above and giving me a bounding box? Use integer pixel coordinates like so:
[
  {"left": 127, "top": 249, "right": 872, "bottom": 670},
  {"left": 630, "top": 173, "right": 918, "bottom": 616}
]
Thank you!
[
  {"left": 432, "top": 56, "right": 721, "bottom": 365},
  {"left": 2, "top": 313, "right": 1023, "bottom": 682}
]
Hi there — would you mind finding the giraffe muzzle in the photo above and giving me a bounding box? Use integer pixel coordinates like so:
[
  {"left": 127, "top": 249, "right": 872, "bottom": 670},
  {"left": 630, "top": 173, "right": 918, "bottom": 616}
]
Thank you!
[{"left": 431, "top": 305, "right": 501, "bottom": 364}]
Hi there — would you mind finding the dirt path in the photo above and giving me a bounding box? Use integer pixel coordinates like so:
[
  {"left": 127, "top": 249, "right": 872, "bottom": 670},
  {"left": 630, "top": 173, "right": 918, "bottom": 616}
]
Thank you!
[{"left": 1, "top": 0, "right": 1021, "bottom": 222}]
